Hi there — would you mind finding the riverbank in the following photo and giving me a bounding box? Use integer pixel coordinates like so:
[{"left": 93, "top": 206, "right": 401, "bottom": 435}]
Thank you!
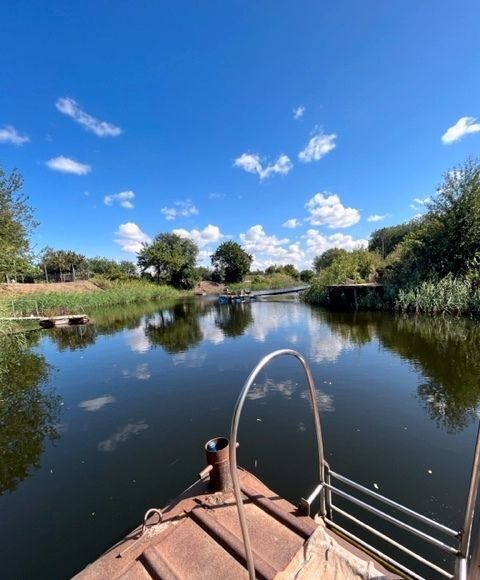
[
  {"left": 0, "top": 280, "right": 186, "bottom": 318},
  {"left": 304, "top": 274, "right": 480, "bottom": 317}
]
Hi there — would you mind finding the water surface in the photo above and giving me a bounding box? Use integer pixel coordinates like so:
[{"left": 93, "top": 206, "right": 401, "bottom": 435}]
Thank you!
[{"left": 1, "top": 298, "right": 479, "bottom": 578}]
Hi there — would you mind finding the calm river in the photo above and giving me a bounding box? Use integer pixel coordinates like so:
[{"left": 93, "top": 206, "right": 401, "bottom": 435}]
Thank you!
[{"left": 1, "top": 298, "right": 479, "bottom": 578}]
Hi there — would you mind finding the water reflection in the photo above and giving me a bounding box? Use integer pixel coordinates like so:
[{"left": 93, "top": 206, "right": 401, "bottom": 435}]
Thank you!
[
  {"left": 0, "top": 332, "right": 60, "bottom": 494},
  {"left": 319, "top": 310, "right": 480, "bottom": 432}
]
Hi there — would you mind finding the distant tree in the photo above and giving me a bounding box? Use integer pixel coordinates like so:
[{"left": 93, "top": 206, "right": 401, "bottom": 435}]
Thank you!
[
  {"left": 313, "top": 248, "right": 348, "bottom": 273},
  {"left": 119, "top": 260, "right": 138, "bottom": 278},
  {"left": 265, "top": 265, "right": 279, "bottom": 275},
  {"left": 195, "top": 266, "right": 212, "bottom": 281},
  {"left": 40, "top": 248, "right": 86, "bottom": 281},
  {"left": 281, "top": 264, "right": 299, "bottom": 279},
  {"left": 88, "top": 257, "right": 124, "bottom": 279},
  {"left": 137, "top": 233, "right": 198, "bottom": 289},
  {"left": 369, "top": 222, "right": 417, "bottom": 258},
  {"left": 211, "top": 241, "right": 252, "bottom": 283},
  {"left": 300, "top": 269, "right": 315, "bottom": 283},
  {"left": 0, "top": 165, "right": 38, "bottom": 282}
]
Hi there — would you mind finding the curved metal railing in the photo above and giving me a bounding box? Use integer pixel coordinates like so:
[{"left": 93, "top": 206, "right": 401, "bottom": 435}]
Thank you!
[
  {"left": 228, "top": 349, "right": 480, "bottom": 580},
  {"left": 228, "top": 349, "right": 325, "bottom": 580}
]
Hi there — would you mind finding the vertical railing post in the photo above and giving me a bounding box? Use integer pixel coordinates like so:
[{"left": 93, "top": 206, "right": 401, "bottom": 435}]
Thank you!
[{"left": 457, "top": 422, "right": 480, "bottom": 579}]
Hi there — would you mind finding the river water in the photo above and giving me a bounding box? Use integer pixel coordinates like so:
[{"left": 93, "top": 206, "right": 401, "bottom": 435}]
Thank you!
[{"left": 1, "top": 297, "right": 479, "bottom": 579}]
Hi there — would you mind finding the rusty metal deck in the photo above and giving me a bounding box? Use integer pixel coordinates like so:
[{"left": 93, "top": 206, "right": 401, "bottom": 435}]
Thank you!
[{"left": 75, "top": 467, "right": 397, "bottom": 580}]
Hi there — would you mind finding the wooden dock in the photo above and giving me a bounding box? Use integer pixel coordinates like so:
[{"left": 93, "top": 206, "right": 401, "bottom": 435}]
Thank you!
[{"left": 0, "top": 314, "right": 89, "bottom": 328}]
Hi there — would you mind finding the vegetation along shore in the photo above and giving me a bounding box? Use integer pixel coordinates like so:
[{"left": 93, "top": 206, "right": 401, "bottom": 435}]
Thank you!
[{"left": 2, "top": 159, "right": 480, "bottom": 319}]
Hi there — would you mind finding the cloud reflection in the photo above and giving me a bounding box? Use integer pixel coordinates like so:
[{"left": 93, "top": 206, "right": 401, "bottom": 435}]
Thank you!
[
  {"left": 98, "top": 421, "right": 149, "bottom": 452},
  {"left": 79, "top": 395, "right": 115, "bottom": 412}
]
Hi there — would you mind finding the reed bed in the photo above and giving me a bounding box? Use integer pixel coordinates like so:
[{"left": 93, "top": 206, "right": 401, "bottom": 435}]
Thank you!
[
  {"left": 395, "top": 275, "right": 480, "bottom": 316},
  {"left": 0, "top": 281, "right": 185, "bottom": 317}
]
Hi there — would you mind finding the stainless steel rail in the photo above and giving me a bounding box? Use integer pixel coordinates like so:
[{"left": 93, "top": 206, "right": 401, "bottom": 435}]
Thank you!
[
  {"left": 229, "top": 350, "right": 480, "bottom": 580},
  {"left": 229, "top": 349, "right": 325, "bottom": 580}
]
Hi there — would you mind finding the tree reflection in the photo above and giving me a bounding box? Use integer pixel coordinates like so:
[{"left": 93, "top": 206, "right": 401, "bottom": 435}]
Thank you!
[
  {"left": 378, "top": 316, "right": 480, "bottom": 433},
  {"left": 0, "top": 332, "right": 60, "bottom": 494},
  {"left": 144, "top": 301, "right": 204, "bottom": 353},
  {"left": 322, "top": 310, "right": 480, "bottom": 432},
  {"left": 214, "top": 303, "right": 253, "bottom": 337},
  {"left": 48, "top": 325, "right": 97, "bottom": 351}
]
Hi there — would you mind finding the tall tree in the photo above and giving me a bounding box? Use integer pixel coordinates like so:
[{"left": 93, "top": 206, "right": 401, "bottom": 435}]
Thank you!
[
  {"left": 40, "top": 248, "right": 86, "bottom": 281},
  {"left": 211, "top": 241, "right": 252, "bottom": 283},
  {"left": 0, "top": 165, "right": 38, "bottom": 282},
  {"left": 313, "top": 248, "right": 347, "bottom": 273},
  {"left": 137, "top": 233, "right": 198, "bottom": 288}
]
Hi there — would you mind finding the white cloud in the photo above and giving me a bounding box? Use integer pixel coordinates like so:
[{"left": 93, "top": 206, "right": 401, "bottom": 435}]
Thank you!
[
  {"left": 79, "top": 395, "right": 115, "bottom": 412},
  {"left": 173, "top": 224, "right": 224, "bottom": 249},
  {"left": 46, "top": 155, "right": 91, "bottom": 175},
  {"left": 293, "top": 106, "right": 305, "bottom": 120},
  {"left": 240, "top": 224, "right": 305, "bottom": 269},
  {"left": 104, "top": 190, "right": 135, "bottom": 209},
  {"left": 367, "top": 214, "right": 388, "bottom": 223},
  {"left": 282, "top": 218, "right": 302, "bottom": 229},
  {"left": 442, "top": 117, "right": 480, "bottom": 144},
  {"left": 115, "top": 222, "right": 151, "bottom": 253},
  {"left": 161, "top": 200, "right": 199, "bottom": 220},
  {"left": 56, "top": 96, "right": 122, "bottom": 137},
  {"left": 305, "top": 192, "right": 360, "bottom": 228},
  {"left": 0, "top": 125, "right": 30, "bottom": 146},
  {"left": 410, "top": 196, "right": 431, "bottom": 211},
  {"left": 208, "top": 192, "right": 225, "bottom": 199},
  {"left": 304, "top": 229, "right": 368, "bottom": 257},
  {"left": 234, "top": 153, "right": 293, "bottom": 181},
  {"left": 298, "top": 130, "right": 336, "bottom": 162}
]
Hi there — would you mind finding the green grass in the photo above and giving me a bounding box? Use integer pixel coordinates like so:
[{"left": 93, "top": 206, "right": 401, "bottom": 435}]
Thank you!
[
  {"left": 0, "top": 280, "right": 186, "bottom": 317},
  {"left": 395, "top": 275, "right": 480, "bottom": 316}
]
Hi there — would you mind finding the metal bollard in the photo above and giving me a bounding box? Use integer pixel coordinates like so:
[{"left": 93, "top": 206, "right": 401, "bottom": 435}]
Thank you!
[{"left": 202, "top": 436, "right": 233, "bottom": 493}]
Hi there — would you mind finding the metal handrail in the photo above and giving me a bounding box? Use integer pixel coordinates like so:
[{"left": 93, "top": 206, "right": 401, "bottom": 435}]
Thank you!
[
  {"left": 229, "top": 350, "right": 480, "bottom": 580},
  {"left": 229, "top": 349, "right": 325, "bottom": 580}
]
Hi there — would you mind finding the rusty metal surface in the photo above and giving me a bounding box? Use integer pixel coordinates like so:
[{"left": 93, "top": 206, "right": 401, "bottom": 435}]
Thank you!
[{"left": 73, "top": 461, "right": 396, "bottom": 580}]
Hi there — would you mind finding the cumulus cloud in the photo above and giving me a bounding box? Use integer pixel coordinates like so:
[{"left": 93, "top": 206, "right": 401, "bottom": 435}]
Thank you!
[
  {"left": 410, "top": 196, "right": 431, "bottom": 211},
  {"left": 442, "top": 117, "right": 480, "bottom": 144},
  {"left": 56, "top": 96, "right": 122, "bottom": 137},
  {"left": 240, "top": 224, "right": 305, "bottom": 269},
  {"left": 298, "top": 130, "right": 336, "bottom": 162},
  {"left": 282, "top": 218, "right": 302, "bottom": 229},
  {"left": 293, "top": 106, "right": 305, "bottom": 120},
  {"left": 234, "top": 153, "right": 293, "bottom": 181},
  {"left": 305, "top": 192, "right": 360, "bottom": 228},
  {"left": 304, "top": 229, "right": 368, "bottom": 256},
  {"left": 367, "top": 214, "right": 388, "bottom": 223},
  {"left": 79, "top": 395, "right": 115, "bottom": 412},
  {"left": 46, "top": 155, "right": 91, "bottom": 175},
  {"left": 115, "top": 222, "right": 151, "bottom": 253},
  {"left": 0, "top": 125, "right": 30, "bottom": 146},
  {"left": 104, "top": 190, "right": 135, "bottom": 209},
  {"left": 161, "top": 200, "right": 199, "bottom": 220},
  {"left": 173, "top": 224, "right": 224, "bottom": 249}
]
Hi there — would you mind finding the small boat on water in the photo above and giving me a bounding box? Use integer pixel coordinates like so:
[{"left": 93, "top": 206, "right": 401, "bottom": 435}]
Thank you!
[{"left": 74, "top": 350, "right": 480, "bottom": 580}]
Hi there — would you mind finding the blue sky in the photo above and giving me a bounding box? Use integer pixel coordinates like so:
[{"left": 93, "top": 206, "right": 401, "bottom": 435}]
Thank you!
[{"left": 1, "top": 0, "right": 480, "bottom": 269}]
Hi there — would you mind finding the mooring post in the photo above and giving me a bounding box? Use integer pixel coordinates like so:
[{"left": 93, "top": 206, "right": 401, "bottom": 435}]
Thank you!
[{"left": 203, "top": 437, "right": 233, "bottom": 492}]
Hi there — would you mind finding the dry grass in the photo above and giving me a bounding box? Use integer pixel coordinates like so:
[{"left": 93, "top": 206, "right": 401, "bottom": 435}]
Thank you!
[{"left": 0, "top": 280, "right": 101, "bottom": 296}]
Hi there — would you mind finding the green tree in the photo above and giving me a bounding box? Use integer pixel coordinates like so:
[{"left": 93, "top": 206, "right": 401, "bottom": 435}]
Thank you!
[
  {"left": 368, "top": 222, "right": 417, "bottom": 258},
  {"left": 137, "top": 232, "right": 198, "bottom": 289},
  {"left": 300, "top": 269, "right": 315, "bottom": 283},
  {"left": 88, "top": 257, "right": 124, "bottom": 280},
  {"left": 211, "top": 241, "right": 252, "bottom": 283},
  {"left": 313, "top": 248, "right": 348, "bottom": 272},
  {"left": 0, "top": 165, "right": 38, "bottom": 282},
  {"left": 40, "top": 248, "right": 87, "bottom": 281},
  {"left": 119, "top": 260, "right": 138, "bottom": 278}
]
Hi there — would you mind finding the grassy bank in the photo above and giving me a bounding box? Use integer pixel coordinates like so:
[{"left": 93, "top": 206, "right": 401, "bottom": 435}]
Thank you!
[
  {"left": 0, "top": 280, "right": 186, "bottom": 317},
  {"left": 228, "top": 273, "right": 299, "bottom": 292}
]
